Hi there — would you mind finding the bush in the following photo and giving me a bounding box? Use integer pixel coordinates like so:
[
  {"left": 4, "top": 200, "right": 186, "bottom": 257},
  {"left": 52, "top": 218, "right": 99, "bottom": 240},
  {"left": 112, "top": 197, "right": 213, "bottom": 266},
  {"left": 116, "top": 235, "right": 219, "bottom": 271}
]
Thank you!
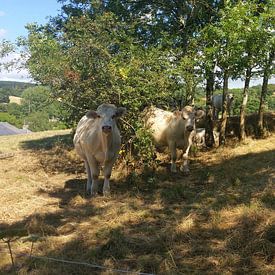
[
  {"left": 133, "top": 124, "right": 156, "bottom": 167},
  {"left": 0, "top": 112, "right": 22, "bottom": 128}
]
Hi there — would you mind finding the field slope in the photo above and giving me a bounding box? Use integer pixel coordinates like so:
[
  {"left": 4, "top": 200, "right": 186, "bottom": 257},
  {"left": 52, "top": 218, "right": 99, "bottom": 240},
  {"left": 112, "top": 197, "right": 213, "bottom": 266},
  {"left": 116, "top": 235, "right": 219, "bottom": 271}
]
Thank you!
[{"left": 0, "top": 130, "right": 274, "bottom": 274}]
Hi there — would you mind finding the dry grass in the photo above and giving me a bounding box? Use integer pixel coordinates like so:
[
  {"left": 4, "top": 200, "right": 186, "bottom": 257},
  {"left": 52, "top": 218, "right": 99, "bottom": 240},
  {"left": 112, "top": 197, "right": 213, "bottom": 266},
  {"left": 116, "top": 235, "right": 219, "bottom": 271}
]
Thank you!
[{"left": 0, "top": 130, "right": 274, "bottom": 274}]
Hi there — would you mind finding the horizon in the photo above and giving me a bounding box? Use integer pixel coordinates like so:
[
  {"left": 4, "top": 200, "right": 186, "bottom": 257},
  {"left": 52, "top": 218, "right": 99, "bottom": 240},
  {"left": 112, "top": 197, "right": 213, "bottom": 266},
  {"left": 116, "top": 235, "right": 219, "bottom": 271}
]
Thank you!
[{"left": 1, "top": 79, "right": 274, "bottom": 90}]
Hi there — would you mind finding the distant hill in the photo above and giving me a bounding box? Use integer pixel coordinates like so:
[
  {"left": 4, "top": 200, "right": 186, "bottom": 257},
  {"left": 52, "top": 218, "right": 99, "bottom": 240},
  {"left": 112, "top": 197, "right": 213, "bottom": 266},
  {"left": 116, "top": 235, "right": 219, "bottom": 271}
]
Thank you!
[
  {"left": 0, "top": 81, "right": 37, "bottom": 100},
  {"left": 0, "top": 81, "right": 36, "bottom": 90}
]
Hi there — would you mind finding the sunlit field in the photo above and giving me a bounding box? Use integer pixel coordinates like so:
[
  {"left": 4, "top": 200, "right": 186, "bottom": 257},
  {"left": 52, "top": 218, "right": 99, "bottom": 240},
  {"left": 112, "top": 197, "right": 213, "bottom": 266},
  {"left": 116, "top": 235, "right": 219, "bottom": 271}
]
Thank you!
[{"left": 0, "top": 129, "right": 274, "bottom": 274}]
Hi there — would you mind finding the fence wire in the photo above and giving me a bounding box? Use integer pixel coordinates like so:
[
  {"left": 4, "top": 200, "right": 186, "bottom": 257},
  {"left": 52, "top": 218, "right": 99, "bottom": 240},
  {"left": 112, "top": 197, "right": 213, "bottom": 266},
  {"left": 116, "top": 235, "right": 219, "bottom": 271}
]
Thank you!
[{"left": 0, "top": 250, "right": 156, "bottom": 275}]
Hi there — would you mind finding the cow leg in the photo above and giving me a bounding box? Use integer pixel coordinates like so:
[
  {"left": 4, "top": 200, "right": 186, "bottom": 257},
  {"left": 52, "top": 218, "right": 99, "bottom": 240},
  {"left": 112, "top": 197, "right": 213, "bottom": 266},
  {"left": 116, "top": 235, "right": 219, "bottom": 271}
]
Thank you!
[
  {"left": 86, "top": 155, "right": 100, "bottom": 196},
  {"left": 180, "top": 143, "right": 191, "bottom": 175},
  {"left": 103, "top": 159, "right": 115, "bottom": 196},
  {"left": 84, "top": 160, "right": 92, "bottom": 194},
  {"left": 168, "top": 141, "right": 177, "bottom": 173},
  {"left": 215, "top": 109, "right": 219, "bottom": 120},
  {"left": 228, "top": 108, "right": 231, "bottom": 118},
  {"left": 213, "top": 107, "right": 216, "bottom": 120}
]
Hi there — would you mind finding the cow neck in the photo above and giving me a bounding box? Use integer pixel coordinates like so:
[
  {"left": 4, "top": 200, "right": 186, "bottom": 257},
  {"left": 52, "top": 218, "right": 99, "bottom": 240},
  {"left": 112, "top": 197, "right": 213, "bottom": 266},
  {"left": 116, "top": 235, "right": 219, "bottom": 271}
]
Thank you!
[
  {"left": 101, "top": 131, "right": 113, "bottom": 155},
  {"left": 177, "top": 118, "right": 186, "bottom": 132}
]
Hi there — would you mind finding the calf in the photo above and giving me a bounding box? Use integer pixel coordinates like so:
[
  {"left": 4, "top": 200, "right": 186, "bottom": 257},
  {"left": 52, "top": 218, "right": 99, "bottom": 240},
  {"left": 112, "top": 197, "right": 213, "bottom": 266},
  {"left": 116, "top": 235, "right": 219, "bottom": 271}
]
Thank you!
[
  {"left": 194, "top": 128, "right": 219, "bottom": 147},
  {"left": 144, "top": 106, "right": 204, "bottom": 174},
  {"left": 73, "top": 104, "right": 126, "bottom": 196}
]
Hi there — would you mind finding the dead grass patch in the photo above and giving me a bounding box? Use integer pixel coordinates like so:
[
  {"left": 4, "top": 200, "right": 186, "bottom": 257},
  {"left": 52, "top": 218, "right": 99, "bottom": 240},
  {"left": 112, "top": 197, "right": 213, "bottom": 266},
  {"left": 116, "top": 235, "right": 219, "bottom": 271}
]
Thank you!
[{"left": 0, "top": 130, "right": 274, "bottom": 274}]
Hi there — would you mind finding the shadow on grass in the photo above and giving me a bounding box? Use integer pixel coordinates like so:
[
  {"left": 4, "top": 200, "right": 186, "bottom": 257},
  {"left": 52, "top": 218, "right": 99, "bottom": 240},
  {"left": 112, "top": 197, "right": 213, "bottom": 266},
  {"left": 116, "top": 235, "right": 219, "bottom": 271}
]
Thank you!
[
  {"left": 20, "top": 133, "right": 84, "bottom": 174},
  {"left": 19, "top": 131, "right": 275, "bottom": 210},
  {"left": 1, "top": 203, "right": 273, "bottom": 274},
  {"left": 20, "top": 134, "right": 73, "bottom": 151}
]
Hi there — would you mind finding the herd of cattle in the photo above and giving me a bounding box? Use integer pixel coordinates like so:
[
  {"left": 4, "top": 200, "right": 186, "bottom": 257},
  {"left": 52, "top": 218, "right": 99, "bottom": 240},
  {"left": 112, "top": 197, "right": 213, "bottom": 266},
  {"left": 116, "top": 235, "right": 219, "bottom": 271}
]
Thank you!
[{"left": 73, "top": 94, "right": 234, "bottom": 195}]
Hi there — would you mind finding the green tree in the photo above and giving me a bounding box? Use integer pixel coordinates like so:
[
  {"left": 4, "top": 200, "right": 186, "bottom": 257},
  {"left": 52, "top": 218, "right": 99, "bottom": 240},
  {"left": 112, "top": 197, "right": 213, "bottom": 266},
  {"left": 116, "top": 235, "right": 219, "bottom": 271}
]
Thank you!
[
  {"left": 258, "top": 50, "right": 275, "bottom": 136},
  {"left": 0, "top": 88, "right": 10, "bottom": 103},
  {"left": 235, "top": 0, "right": 274, "bottom": 141},
  {"left": 215, "top": 3, "right": 250, "bottom": 145},
  {"left": 256, "top": 1, "right": 275, "bottom": 136},
  {"left": 0, "top": 112, "right": 22, "bottom": 128},
  {"left": 0, "top": 40, "right": 14, "bottom": 72},
  {"left": 7, "top": 103, "right": 24, "bottom": 119},
  {"left": 18, "top": 0, "right": 274, "bottom": 152},
  {"left": 25, "top": 111, "right": 50, "bottom": 132},
  {"left": 21, "top": 86, "right": 52, "bottom": 114}
]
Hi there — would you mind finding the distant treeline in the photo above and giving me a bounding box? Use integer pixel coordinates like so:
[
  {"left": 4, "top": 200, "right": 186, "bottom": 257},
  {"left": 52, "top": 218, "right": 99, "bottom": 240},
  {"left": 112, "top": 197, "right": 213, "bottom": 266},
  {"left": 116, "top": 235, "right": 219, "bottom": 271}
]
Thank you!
[
  {"left": 0, "top": 80, "right": 35, "bottom": 91},
  {"left": 0, "top": 81, "right": 36, "bottom": 101},
  {"left": 0, "top": 83, "right": 67, "bottom": 132},
  {"left": 0, "top": 80, "right": 35, "bottom": 88}
]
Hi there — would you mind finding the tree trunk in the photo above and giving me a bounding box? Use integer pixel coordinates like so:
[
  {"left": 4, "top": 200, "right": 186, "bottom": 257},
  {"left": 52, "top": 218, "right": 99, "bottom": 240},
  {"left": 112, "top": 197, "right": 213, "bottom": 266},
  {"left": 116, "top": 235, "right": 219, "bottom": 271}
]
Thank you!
[
  {"left": 258, "top": 50, "right": 274, "bottom": 137},
  {"left": 205, "top": 65, "right": 215, "bottom": 147},
  {"left": 219, "top": 69, "right": 229, "bottom": 145},
  {"left": 239, "top": 67, "right": 252, "bottom": 141}
]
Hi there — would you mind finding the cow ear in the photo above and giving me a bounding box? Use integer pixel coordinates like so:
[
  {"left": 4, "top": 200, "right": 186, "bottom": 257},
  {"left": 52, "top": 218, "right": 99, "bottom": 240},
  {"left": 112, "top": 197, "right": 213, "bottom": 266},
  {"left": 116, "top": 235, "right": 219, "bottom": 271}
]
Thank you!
[
  {"left": 115, "top": 107, "right": 126, "bottom": 117},
  {"left": 173, "top": 110, "right": 182, "bottom": 118},
  {"left": 195, "top": 109, "right": 205, "bottom": 119},
  {"left": 86, "top": 110, "right": 100, "bottom": 119}
]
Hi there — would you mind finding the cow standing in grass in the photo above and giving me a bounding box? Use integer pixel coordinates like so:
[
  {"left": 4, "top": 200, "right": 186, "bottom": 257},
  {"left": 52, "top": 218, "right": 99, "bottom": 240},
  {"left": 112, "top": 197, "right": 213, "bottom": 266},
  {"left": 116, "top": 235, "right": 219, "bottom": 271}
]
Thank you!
[
  {"left": 194, "top": 128, "right": 220, "bottom": 147},
  {"left": 143, "top": 106, "right": 205, "bottom": 174},
  {"left": 74, "top": 104, "right": 126, "bottom": 196},
  {"left": 212, "top": 93, "right": 234, "bottom": 120}
]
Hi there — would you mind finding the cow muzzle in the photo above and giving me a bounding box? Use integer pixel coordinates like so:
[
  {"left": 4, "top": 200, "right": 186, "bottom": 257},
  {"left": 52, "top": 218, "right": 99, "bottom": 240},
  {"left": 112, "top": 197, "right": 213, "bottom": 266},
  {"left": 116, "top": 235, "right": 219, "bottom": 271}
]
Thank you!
[
  {"left": 102, "top": 125, "right": 112, "bottom": 133},
  {"left": 186, "top": 125, "right": 194, "bottom": 132}
]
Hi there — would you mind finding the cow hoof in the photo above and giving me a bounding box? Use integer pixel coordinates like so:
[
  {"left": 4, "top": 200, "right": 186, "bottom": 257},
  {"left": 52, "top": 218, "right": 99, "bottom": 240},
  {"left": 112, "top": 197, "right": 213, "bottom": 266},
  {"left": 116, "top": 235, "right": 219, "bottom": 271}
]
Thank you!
[
  {"left": 91, "top": 192, "right": 98, "bottom": 197},
  {"left": 170, "top": 164, "right": 177, "bottom": 173},
  {"left": 103, "top": 189, "right": 111, "bottom": 197},
  {"left": 87, "top": 188, "right": 98, "bottom": 197},
  {"left": 180, "top": 166, "right": 190, "bottom": 175},
  {"left": 85, "top": 189, "right": 91, "bottom": 197},
  {"left": 183, "top": 170, "right": 190, "bottom": 176}
]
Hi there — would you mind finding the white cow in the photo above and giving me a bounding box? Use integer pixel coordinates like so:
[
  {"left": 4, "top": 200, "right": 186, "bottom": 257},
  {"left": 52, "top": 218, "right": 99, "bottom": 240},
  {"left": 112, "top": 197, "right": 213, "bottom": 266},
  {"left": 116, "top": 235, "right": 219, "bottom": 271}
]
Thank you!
[
  {"left": 73, "top": 104, "right": 126, "bottom": 196},
  {"left": 194, "top": 128, "right": 219, "bottom": 147},
  {"left": 212, "top": 93, "right": 234, "bottom": 119},
  {"left": 143, "top": 106, "right": 205, "bottom": 174}
]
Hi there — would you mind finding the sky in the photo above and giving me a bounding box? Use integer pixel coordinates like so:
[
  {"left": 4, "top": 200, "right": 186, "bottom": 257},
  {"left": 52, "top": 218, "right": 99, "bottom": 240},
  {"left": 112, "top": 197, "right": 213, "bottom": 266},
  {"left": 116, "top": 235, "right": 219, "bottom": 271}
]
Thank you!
[
  {"left": 0, "top": 0, "right": 62, "bottom": 82},
  {"left": 0, "top": 0, "right": 62, "bottom": 42},
  {"left": 0, "top": 0, "right": 274, "bottom": 87}
]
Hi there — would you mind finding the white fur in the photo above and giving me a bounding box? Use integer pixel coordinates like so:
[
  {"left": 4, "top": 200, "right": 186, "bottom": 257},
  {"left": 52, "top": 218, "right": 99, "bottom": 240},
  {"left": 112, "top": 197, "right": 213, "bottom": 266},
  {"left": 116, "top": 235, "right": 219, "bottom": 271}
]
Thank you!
[
  {"left": 212, "top": 93, "right": 234, "bottom": 119},
  {"left": 74, "top": 104, "right": 126, "bottom": 196},
  {"left": 144, "top": 106, "right": 204, "bottom": 173},
  {"left": 194, "top": 128, "right": 219, "bottom": 147}
]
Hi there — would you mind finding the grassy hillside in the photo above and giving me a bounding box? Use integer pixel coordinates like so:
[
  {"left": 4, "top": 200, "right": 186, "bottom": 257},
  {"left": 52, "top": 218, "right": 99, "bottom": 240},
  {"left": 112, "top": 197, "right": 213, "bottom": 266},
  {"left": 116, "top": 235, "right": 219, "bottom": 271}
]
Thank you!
[{"left": 0, "top": 130, "right": 274, "bottom": 274}]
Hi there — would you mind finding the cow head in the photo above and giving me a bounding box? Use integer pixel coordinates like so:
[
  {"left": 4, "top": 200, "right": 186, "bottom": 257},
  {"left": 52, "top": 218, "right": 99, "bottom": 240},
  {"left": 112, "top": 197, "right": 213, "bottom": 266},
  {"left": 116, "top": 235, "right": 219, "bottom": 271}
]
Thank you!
[
  {"left": 175, "top": 106, "right": 205, "bottom": 132},
  {"left": 227, "top": 93, "right": 234, "bottom": 103},
  {"left": 226, "top": 93, "right": 234, "bottom": 112},
  {"left": 86, "top": 104, "right": 126, "bottom": 134}
]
